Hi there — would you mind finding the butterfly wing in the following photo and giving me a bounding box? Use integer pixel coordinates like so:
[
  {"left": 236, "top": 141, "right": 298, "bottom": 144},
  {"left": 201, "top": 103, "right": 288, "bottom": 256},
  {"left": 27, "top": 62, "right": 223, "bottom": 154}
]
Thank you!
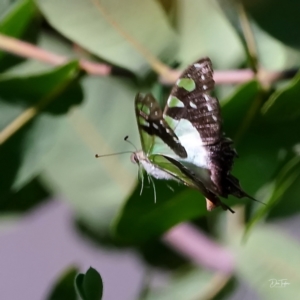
[
  {"left": 134, "top": 58, "right": 255, "bottom": 212},
  {"left": 161, "top": 58, "right": 236, "bottom": 194},
  {"left": 135, "top": 93, "right": 187, "bottom": 158},
  {"left": 151, "top": 155, "right": 235, "bottom": 213},
  {"left": 162, "top": 58, "right": 255, "bottom": 209},
  {"left": 163, "top": 57, "right": 222, "bottom": 145},
  {"left": 151, "top": 155, "right": 198, "bottom": 188}
]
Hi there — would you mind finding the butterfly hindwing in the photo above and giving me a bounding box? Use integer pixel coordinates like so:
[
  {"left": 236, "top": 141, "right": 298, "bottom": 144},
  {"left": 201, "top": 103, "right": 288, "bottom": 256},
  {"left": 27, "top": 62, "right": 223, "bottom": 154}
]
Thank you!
[
  {"left": 162, "top": 58, "right": 239, "bottom": 197},
  {"left": 163, "top": 57, "right": 222, "bottom": 146}
]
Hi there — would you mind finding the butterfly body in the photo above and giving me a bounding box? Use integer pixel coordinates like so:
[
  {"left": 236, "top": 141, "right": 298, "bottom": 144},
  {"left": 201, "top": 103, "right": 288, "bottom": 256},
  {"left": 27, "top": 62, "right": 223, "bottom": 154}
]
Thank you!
[
  {"left": 132, "top": 151, "right": 175, "bottom": 181},
  {"left": 132, "top": 57, "right": 255, "bottom": 213}
]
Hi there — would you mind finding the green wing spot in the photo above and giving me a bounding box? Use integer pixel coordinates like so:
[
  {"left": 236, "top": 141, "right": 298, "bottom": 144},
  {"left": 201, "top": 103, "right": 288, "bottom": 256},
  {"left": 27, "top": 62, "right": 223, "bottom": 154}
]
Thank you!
[
  {"left": 164, "top": 114, "right": 179, "bottom": 129},
  {"left": 137, "top": 103, "right": 150, "bottom": 115},
  {"left": 138, "top": 116, "right": 149, "bottom": 127},
  {"left": 177, "top": 78, "right": 196, "bottom": 92},
  {"left": 167, "top": 96, "right": 184, "bottom": 108}
]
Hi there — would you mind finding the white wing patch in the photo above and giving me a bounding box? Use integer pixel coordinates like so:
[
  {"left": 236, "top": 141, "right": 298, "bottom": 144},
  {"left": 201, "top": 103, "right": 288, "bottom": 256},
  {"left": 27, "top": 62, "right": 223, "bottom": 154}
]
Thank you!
[
  {"left": 173, "top": 119, "right": 209, "bottom": 168},
  {"left": 153, "top": 116, "right": 208, "bottom": 168},
  {"left": 189, "top": 101, "right": 197, "bottom": 109},
  {"left": 207, "top": 104, "right": 213, "bottom": 111},
  {"left": 194, "top": 62, "right": 205, "bottom": 68}
]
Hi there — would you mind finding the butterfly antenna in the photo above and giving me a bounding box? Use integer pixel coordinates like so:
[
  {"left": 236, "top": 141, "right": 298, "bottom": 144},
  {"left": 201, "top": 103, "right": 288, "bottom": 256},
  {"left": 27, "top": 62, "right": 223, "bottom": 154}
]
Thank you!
[
  {"left": 95, "top": 151, "right": 132, "bottom": 158},
  {"left": 124, "top": 135, "right": 138, "bottom": 151},
  {"left": 149, "top": 176, "right": 157, "bottom": 203}
]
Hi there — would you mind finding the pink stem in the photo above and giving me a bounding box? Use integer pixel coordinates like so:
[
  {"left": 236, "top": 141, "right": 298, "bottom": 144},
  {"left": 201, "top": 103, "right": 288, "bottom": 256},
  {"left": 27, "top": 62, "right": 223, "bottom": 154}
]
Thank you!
[
  {"left": 0, "top": 34, "right": 296, "bottom": 84},
  {"left": 162, "top": 223, "right": 234, "bottom": 274},
  {"left": 0, "top": 33, "right": 111, "bottom": 76}
]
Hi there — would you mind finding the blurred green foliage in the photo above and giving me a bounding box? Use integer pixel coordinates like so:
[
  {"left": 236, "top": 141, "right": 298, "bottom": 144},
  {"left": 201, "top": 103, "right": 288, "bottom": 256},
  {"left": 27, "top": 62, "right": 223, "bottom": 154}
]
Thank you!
[
  {"left": 75, "top": 267, "right": 103, "bottom": 300},
  {"left": 1, "top": 0, "right": 300, "bottom": 299}
]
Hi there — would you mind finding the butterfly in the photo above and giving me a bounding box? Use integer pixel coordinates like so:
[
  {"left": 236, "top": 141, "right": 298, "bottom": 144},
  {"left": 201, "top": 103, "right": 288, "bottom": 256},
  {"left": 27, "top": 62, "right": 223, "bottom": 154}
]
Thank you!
[{"left": 131, "top": 57, "right": 255, "bottom": 213}]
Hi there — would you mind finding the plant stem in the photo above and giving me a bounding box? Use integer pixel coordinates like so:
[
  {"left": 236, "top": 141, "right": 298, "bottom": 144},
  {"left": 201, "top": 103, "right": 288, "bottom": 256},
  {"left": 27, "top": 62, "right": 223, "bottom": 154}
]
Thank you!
[
  {"left": 0, "top": 33, "right": 297, "bottom": 85},
  {"left": 162, "top": 223, "right": 234, "bottom": 274},
  {"left": 0, "top": 33, "right": 111, "bottom": 75}
]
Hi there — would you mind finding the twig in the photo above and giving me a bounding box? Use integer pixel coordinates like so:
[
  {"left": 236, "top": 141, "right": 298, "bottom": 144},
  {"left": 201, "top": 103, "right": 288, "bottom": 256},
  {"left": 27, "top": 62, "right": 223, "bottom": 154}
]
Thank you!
[
  {"left": 162, "top": 223, "right": 235, "bottom": 274},
  {"left": 237, "top": 2, "right": 258, "bottom": 72},
  {"left": 0, "top": 33, "right": 111, "bottom": 76},
  {"left": 160, "top": 69, "right": 256, "bottom": 85},
  {"left": 159, "top": 67, "right": 298, "bottom": 86},
  {"left": 0, "top": 34, "right": 297, "bottom": 85}
]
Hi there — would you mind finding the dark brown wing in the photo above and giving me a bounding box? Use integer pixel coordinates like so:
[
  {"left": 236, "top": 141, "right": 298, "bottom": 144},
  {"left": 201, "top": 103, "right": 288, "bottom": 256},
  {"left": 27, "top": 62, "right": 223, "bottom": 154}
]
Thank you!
[
  {"left": 163, "top": 58, "right": 248, "bottom": 199},
  {"left": 163, "top": 57, "right": 221, "bottom": 145}
]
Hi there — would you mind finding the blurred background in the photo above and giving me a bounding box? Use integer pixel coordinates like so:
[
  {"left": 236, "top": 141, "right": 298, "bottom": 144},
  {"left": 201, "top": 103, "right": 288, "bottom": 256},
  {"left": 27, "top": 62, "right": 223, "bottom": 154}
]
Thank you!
[{"left": 1, "top": 0, "right": 300, "bottom": 299}]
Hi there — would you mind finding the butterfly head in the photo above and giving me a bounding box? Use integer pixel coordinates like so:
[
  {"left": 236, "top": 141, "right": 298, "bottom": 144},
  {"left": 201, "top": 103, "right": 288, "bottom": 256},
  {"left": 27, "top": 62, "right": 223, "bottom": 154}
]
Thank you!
[
  {"left": 130, "top": 150, "right": 147, "bottom": 165},
  {"left": 130, "top": 152, "right": 139, "bottom": 164}
]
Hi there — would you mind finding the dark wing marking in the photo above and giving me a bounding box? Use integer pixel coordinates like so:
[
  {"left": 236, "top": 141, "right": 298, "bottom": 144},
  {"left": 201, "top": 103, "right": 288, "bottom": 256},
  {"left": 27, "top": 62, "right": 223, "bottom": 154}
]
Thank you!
[{"left": 135, "top": 93, "right": 187, "bottom": 158}]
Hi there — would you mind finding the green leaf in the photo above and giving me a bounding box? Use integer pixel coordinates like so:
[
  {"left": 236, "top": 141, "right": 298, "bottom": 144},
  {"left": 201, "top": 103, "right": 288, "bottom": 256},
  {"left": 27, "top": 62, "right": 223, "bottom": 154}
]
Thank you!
[
  {"left": 176, "top": 0, "right": 244, "bottom": 68},
  {"left": 215, "top": 0, "right": 251, "bottom": 61},
  {"left": 222, "top": 79, "right": 300, "bottom": 201},
  {"left": 41, "top": 76, "right": 138, "bottom": 235},
  {"left": 0, "top": 0, "right": 36, "bottom": 36},
  {"left": 0, "top": 0, "right": 36, "bottom": 61},
  {"left": 221, "top": 80, "right": 274, "bottom": 196},
  {"left": 0, "top": 177, "right": 49, "bottom": 213},
  {"left": 47, "top": 266, "right": 78, "bottom": 300},
  {"left": 228, "top": 226, "right": 300, "bottom": 300},
  {"left": 113, "top": 181, "right": 208, "bottom": 244},
  {"left": 267, "top": 157, "right": 300, "bottom": 219},
  {"left": 242, "top": 0, "right": 300, "bottom": 50},
  {"left": 36, "top": 0, "right": 178, "bottom": 76},
  {"left": 75, "top": 267, "right": 103, "bottom": 300},
  {"left": 262, "top": 71, "right": 300, "bottom": 122},
  {"left": 246, "top": 156, "right": 300, "bottom": 233},
  {"left": 144, "top": 268, "right": 230, "bottom": 300},
  {"left": 222, "top": 80, "right": 260, "bottom": 137},
  {"left": 0, "top": 61, "right": 81, "bottom": 198},
  {"left": 215, "top": 0, "right": 297, "bottom": 70}
]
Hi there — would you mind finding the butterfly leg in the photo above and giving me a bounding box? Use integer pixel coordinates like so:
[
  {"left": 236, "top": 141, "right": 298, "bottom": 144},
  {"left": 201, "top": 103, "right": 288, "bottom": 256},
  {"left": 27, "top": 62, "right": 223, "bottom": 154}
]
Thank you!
[
  {"left": 138, "top": 167, "right": 144, "bottom": 196},
  {"left": 148, "top": 176, "right": 157, "bottom": 203}
]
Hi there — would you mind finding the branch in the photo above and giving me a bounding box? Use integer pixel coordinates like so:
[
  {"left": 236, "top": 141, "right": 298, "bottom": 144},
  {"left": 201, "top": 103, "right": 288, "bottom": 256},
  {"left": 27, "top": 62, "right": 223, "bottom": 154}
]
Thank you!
[
  {"left": 0, "top": 33, "right": 111, "bottom": 76},
  {"left": 0, "top": 34, "right": 297, "bottom": 85},
  {"left": 162, "top": 223, "right": 234, "bottom": 274}
]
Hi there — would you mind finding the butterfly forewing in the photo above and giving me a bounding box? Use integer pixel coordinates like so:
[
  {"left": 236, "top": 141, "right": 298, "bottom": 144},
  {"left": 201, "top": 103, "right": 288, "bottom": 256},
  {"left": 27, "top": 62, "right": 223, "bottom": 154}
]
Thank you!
[{"left": 135, "top": 93, "right": 187, "bottom": 158}]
